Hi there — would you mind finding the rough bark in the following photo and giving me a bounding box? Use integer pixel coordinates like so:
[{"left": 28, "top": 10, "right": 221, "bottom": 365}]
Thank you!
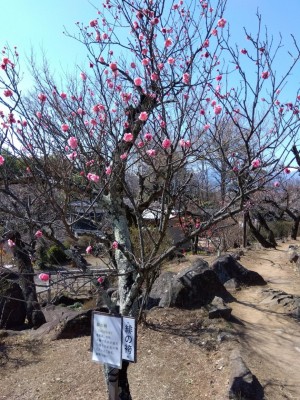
[
  {"left": 3, "top": 231, "right": 46, "bottom": 328},
  {"left": 245, "top": 212, "right": 276, "bottom": 249}
]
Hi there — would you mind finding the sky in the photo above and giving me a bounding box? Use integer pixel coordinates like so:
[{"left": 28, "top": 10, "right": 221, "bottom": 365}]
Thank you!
[{"left": 1, "top": 0, "right": 300, "bottom": 94}]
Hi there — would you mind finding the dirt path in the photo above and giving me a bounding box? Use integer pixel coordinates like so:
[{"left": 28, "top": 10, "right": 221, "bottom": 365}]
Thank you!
[{"left": 231, "top": 242, "right": 300, "bottom": 400}]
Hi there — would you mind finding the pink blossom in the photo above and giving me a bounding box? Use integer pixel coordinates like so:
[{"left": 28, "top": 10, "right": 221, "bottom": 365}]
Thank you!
[
  {"left": 284, "top": 167, "right": 291, "bottom": 174},
  {"left": 60, "top": 92, "right": 67, "bottom": 99},
  {"left": 35, "top": 230, "right": 43, "bottom": 238},
  {"left": 240, "top": 48, "right": 247, "bottom": 54},
  {"left": 261, "top": 71, "right": 270, "bottom": 79},
  {"left": 273, "top": 181, "right": 280, "bottom": 187},
  {"left": 123, "top": 132, "right": 134, "bottom": 142},
  {"left": 112, "top": 241, "right": 119, "bottom": 249},
  {"left": 167, "top": 57, "right": 175, "bottom": 65},
  {"left": 67, "top": 151, "right": 77, "bottom": 160},
  {"left": 211, "top": 28, "right": 218, "bottom": 36},
  {"left": 182, "top": 73, "right": 190, "bottom": 84},
  {"left": 80, "top": 72, "right": 87, "bottom": 81},
  {"left": 97, "top": 276, "right": 104, "bottom": 284},
  {"left": 105, "top": 166, "right": 112, "bottom": 175},
  {"left": 137, "top": 141, "right": 144, "bottom": 148},
  {"left": 199, "top": 109, "right": 205, "bottom": 115},
  {"left": 87, "top": 173, "right": 100, "bottom": 183},
  {"left": 160, "top": 121, "right": 166, "bottom": 128},
  {"left": 0, "top": 155, "right": 5, "bottom": 166},
  {"left": 217, "top": 18, "right": 227, "bottom": 28},
  {"left": 68, "top": 136, "right": 78, "bottom": 149},
  {"left": 214, "top": 104, "right": 222, "bottom": 115},
  {"left": 134, "top": 77, "right": 142, "bottom": 86},
  {"left": 3, "top": 89, "right": 13, "bottom": 97},
  {"left": 90, "top": 19, "right": 98, "bottom": 27},
  {"left": 144, "top": 133, "right": 153, "bottom": 142},
  {"left": 203, "top": 124, "right": 210, "bottom": 130},
  {"left": 86, "top": 245, "right": 93, "bottom": 254},
  {"left": 7, "top": 239, "right": 15, "bottom": 248},
  {"left": 162, "top": 138, "right": 171, "bottom": 149},
  {"left": 147, "top": 149, "right": 157, "bottom": 157},
  {"left": 180, "top": 139, "right": 191, "bottom": 148},
  {"left": 165, "top": 37, "right": 173, "bottom": 47},
  {"left": 38, "top": 93, "right": 47, "bottom": 102},
  {"left": 139, "top": 111, "right": 148, "bottom": 121},
  {"left": 202, "top": 39, "right": 209, "bottom": 48},
  {"left": 158, "top": 63, "right": 164, "bottom": 71},
  {"left": 77, "top": 108, "right": 85, "bottom": 116},
  {"left": 36, "top": 111, "right": 42, "bottom": 119},
  {"left": 130, "top": 62, "right": 136, "bottom": 68},
  {"left": 39, "top": 273, "right": 50, "bottom": 282},
  {"left": 61, "top": 124, "right": 69, "bottom": 132},
  {"left": 151, "top": 72, "right": 159, "bottom": 81},
  {"left": 251, "top": 159, "right": 261, "bottom": 168},
  {"left": 109, "top": 62, "right": 117, "bottom": 71},
  {"left": 211, "top": 100, "right": 217, "bottom": 107},
  {"left": 142, "top": 58, "right": 150, "bottom": 66},
  {"left": 216, "top": 74, "right": 222, "bottom": 81},
  {"left": 120, "top": 153, "right": 128, "bottom": 160}
]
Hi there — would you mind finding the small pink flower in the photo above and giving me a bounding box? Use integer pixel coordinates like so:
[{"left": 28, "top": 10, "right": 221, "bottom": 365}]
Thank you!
[
  {"left": 130, "top": 62, "right": 136, "bottom": 68},
  {"left": 211, "top": 100, "right": 217, "bottom": 107},
  {"left": 87, "top": 173, "right": 100, "bottom": 183},
  {"left": 123, "top": 132, "right": 134, "bottom": 142},
  {"left": 134, "top": 77, "right": 142, "bottom": 86},
  {"left": 217, "top": 18, "right": 227, "bottom": 28},
  {"left": 105, "top": 166, "right": 112, "bottom": 175},
  {"left": 109, "top": 62, "right": 117, "bottom": 71},
  {"left": 199, "top": 109, "right": 205, "bottom": 115},
  {"left": 112, "top": 241, "right": 119, "bottom": 249},
  {"left": 167, "top": 57, "right": 175, "bottom": 65},
  {"left": 214, "top": 104, "right": 222, "bottom": 115},
  {"left": 147, "top": 149, "right": 157, "bottom": 157},
  {"left": 142, "top": 58, "right": 150, "bottom": 66},
  {"left": 211, "top": 28, "right": 218, "bottom": 36},
  {"left": 165, "top": 37, "right": 172, "bottom": 47},
  {"left": 90, "top": 19, "right": 98, "bottom": 27},
  {"left": 203, "top": 124, "right": 210, "bottom": 130},
  {"left": 67, "top": 151, "right": 77, "bottom": 160},
  {"left": 39, "top": 273, "right": 50, "bottom": 282},
  {"left": 120, "top": 153, "right": 128, "bottom": 160},
  {"left": 68, "top": 136, "right": 78, "bottom": 149},
  {"left": 35, "top": 230, "right": 43, "bottom": 238},
  {"left": 86, "top": 245, "right": 93, "bottom": 254},
  {"left": 162, "top": 138, "right": 171, "bottom": 149},
  {"left": 137, "top": 141, "right": 144, "bottom": 148},
  {"left": 144, "top": 133, "right": 153, "bottom": 141},
  {"left": 251, "top": 159, "right": 261, "bottom": 168},
  {"left": 158, "top": 63, "right": 164, "bottom": 71},
  {"left": 139, "top": 111, "right": 148, "bottom": 121},
  {"left": 273, "top": 181, "right": 280, "bottom": 187},
  {"left": 261, "top": 71, "right": 270, "bottom": 79},
  {"left": 80, "top": 72, "right": 87, "bottom": 81},
  {"left": 61, "top": 124, "right": 69, "bottom": 132},
  {"left": 77, "top": 108, "right": 85, "bottom": 116},
  {"left": 38, "top": 93, "right": 47, "bottom": 102},
  {"left": 3, "top": 89, "right": 13, "bottom": 97},
  {"left": 284, "top": 167, "right": 291, "bottom": 174},
  {"left": 151, "top": 72, "right": 159, "bottom": 81},
  {"left": 0, "top": 155, "right": 5, "bottom": 166},
  {"left": 240, "top": 48, "right": 247, "bottom": 54},
  {"left": 182, "top": 73, "right": 190, "bottom": 84},
  {"left": 202, "top": 39, "right": 209, "bottom": 48},
  {"left": 7, "top": 239, "right": 15, "bottom": 248},
  {"left": 216, "top": 74, "right": 222, "bottom": 81},
  {"left": 36, "top": 111, "right": 42, "bottom": 119},
  {"left": 97, "top": 276, "right": 104, "bottom": 284}
]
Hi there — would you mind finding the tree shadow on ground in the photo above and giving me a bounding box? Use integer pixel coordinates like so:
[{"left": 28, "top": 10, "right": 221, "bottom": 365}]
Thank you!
[{"left": 0, "top": 336, "right": 43, "bottom": 369}]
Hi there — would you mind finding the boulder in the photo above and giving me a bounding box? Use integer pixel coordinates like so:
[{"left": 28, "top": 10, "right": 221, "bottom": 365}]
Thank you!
[
  {"left": 147, "top": 271, "right": 176, "bottom": 309},
  {"left": 229, "top": 349, "right": 264, "bottom": 399},
  {"left": 211, "top": 255, "right": 266, "bottom": 287},
  {"left": 148, "top": 259, "right": 234, "bottom": 309},
  {"left": 288, "top": 245, "right": 299, "bottom": 263},
  {"left": 207, "top": 296, "right": 232, "bottom": 320},
  {"left": 0, "top": 271, "right": 26, "bottom": 329}
]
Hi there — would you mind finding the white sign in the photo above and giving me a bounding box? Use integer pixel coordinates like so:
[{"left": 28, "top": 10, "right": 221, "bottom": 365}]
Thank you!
[
  {"left": 92, "top": 313, "right": 122, "bottom": 369},
  {"left": 122, "top": 317, "right": 137, "bottom": 363}
]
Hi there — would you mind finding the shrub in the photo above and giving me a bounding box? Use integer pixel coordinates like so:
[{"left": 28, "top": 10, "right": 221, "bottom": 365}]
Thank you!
[{"left": 46, "top": 245, "right": 68, "bottom": 264}]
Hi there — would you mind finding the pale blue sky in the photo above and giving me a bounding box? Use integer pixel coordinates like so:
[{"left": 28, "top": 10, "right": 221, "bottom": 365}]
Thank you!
[{"left": 1, "top": 0, "right": 300, "bottom": 93}]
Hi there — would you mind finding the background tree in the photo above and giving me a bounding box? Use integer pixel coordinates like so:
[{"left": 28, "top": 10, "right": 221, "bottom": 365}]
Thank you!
[{"left": 1, "top": 0, "right": 300, "bottom": 398}]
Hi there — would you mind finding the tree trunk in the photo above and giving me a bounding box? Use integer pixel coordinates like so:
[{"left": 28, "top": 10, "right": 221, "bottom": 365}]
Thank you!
[
  {"left": 256, "top": 212, "right": 277, "bottom": 247},
  {"left": 5, "top": 231, "right": 46, "bottom": 328},
  {"left": 291, "top": 217, "right": 300, "bottom": 240},
  {"left": 245, "top": 213, "right": 276, "bottom": 248}
]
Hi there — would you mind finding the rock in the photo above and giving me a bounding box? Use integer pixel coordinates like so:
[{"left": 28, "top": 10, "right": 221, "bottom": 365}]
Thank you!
[
  {"left": 147, "top": 271, "right": 176, "bottom": 309},
  {"left": 229, "top": 349, "right": 264, "bottom": 399},
  {"left": 211, "top": 255, "right": 266, "bottom": 287},
  {"left": 224, "top": 278, "right": 241, "bottom": 290},
  {"left": 169, "top": 259, "right": 233, "bottom": 308},
  {"left": 0, "top": 271, "right": 27, "bottom": 329},
  {"left": 207, "top": 296, "right": 232, "bottom": 320},
  {"left": 261, "top": 288, "right": 300, "bottom": 319}
]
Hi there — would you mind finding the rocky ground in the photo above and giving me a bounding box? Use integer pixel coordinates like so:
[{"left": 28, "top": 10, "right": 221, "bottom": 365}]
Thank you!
[{"left": 1, "top": 240, "right": 300, "bottom": 400}]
